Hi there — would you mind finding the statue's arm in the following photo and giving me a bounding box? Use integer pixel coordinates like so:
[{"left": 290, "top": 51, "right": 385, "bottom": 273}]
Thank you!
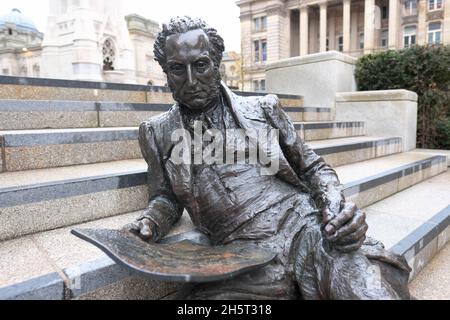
[
  {"left": 135, "top": 121, "right": 184, "bottom": 242},
  {"left": 261, "top": 95, "right": 344, "bottom": 219}
]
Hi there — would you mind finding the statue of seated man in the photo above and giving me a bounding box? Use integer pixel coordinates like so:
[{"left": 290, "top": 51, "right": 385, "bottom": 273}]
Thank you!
[{"left": 125, "top": 16, "right": 411, "bottom": 300}]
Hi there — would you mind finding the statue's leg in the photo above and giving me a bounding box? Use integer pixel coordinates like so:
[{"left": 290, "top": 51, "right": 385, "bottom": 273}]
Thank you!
[{"left": 293, "top": 216, "right": 411, "bottom": 300}]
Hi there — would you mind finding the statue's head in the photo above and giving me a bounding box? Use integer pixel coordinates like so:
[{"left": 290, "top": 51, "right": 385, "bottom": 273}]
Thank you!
[{"left": 154, "top": 16, "right": 225, "bottom": 111}]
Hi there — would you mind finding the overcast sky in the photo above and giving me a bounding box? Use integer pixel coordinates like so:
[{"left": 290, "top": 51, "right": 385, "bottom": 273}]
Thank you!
[{"left": 0, "top": 0, "right": 242, "bottom": 52}]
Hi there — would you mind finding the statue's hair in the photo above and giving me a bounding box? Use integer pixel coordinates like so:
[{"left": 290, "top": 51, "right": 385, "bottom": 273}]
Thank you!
[{"left": 154, "top": 16, "right": 225, "bottom": 73}]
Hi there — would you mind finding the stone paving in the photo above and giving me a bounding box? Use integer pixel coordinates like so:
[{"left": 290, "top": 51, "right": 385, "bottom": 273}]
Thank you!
[{"left": 410, "top": 243, "right": 450, "bottom": 300}]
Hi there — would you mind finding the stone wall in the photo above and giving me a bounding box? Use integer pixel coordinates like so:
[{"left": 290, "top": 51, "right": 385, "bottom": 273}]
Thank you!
[
  {"left": 266, "top": 51, "right": 357, "bottom": 110},
  {"left": 335, "top": 90, "right": 418, "bottom": 151}
]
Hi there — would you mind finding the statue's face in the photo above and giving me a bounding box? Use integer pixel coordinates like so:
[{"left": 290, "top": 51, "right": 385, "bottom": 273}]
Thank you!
[{"left": 165, "top": 29, "right": 220, "bottom": 111}]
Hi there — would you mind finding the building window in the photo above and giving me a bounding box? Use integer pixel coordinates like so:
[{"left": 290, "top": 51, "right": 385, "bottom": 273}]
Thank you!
[
  {"left": 33, "top": 65, "right": 40, "bottom": 77},
  {"left": 8, "top": 28, "right": 12, "bottom": 35},
  {"left": 404, "top": 0, "right": 418, "bottom": 15},
  {"left": 326, "top": 38, "right": 329, "bottom": 51},
  {"left": 403, "top": 26, "right": 417, "bottom": 48},
  {"left": 382, "top": 6, "right": 389, "bottom": 19},
  {"left": 254, "top": 41, "right": 260, "bottom": 62},
  {"left": 261, "top": 40, "right": 267, "bottom": 61},
  {"left": 253, "top": 80, "right": 266, "bottom": 92},
  {"left": 428, "top": 22, "right": 442, "bottom": 45},
  {"left": 260, "top": 80, "right": 266, "bottom": 92},
  {"left": 20, "top": 66, "right": 27, "bottom": 77},
  {"left": 381, "top": 30, "right": 388, "bottom": 48},
  {"left": 2, "top": 68, "right": 9, "bottom": 75},
  {"left": 359, "top": 33, "right": 365, "bottom": 49},
  {"left": 102, "top": 39, "right": 116, "bottom": 71},
  {"left": 338, "top": 36, "right": 343, "bottom": 52},
  {"left": 428, "top": 0, "right": 443, "bottom": 11},
  {"left": 254, "top": 16, "right": 267, "bottom": 32},
  {"left": 254, "top": 39, "right": 267, "bottom": 63},
  {"left": 253, "top": 80, "right": 259, "bottom": 92}
]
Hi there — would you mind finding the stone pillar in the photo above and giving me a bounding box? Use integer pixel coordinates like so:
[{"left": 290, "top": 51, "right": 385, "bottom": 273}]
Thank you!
[
  {"left": 343, "top": 0, "right": 351, "bottom": 53},
  {"left": 300, "top": 6, "right": 309, "bottom": 56},
  {"left": 364, "top": 0, "right": 376, "bottom": 54},
  {"left": 388, "top": 0, "right": 399, "bottom": 49},
  {"left": 320, "top": 2, "right": 328, "bottom": 52},
  {"left": 329, "top": 10, "right": 336, "bottom": 50}
]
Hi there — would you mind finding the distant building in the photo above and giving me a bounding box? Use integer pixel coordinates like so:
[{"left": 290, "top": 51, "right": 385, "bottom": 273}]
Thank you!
[
  {"left": 0, "top": 8, "right": 44, "bottom": 77},
  {"left": 220, "top": 51, "right": 243, "bottom": 90},
  {"left": 237, "top": 0, "right": 450, "bottom": 92},
  {"left": 0, "top": 1, "right": 166, "bottom": 85}
]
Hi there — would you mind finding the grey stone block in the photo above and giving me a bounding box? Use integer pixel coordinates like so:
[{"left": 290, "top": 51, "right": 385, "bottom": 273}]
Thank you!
[{"left": 0, "top": 272, "right": 64, "bottom": 300}]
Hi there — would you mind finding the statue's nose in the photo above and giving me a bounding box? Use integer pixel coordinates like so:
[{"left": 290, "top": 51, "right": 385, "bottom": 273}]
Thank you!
[{"left": 187, "top": 64, "right": 197, "bottom": 86}]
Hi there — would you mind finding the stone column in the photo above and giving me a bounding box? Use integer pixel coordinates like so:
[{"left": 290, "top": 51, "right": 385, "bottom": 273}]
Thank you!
[
  {"left": 343, "top": 0, "right": 351, "bottom": 53},
  {"left": 388, "top": 0, "right": 399, "bottom": 49},
  {"left": 364, "top": 0, "right": 376, "bottom": 54},
  {"left": 329, "top": 9, "right": 336, "bottom": 50},
  {"left": 300, "top": 6, "right": 309, "bottom": 56},
  {"left": 320, "top": 2, "right": 328, "bottom": 52}
]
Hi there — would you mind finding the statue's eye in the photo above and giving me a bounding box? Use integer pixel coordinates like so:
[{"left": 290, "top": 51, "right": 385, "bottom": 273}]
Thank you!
[
  {"left": 169, "top": 64, "right": 185, "bottom": 74},
  {"left": 195, "top": 61, "right": 208, "bottom": 71}
]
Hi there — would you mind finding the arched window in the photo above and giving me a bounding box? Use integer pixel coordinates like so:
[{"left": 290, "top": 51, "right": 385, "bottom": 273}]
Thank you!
[
  {"left": 428, "top": 22, "right": 442, "bottom": 45},
  {"left": 147, "top": 80, "right": 154, "bottom": 86},
  {"left": 102, "top": 39, "right": 116, "bottom": 71},
  {"left": 403, "top": 26, "right": 417, "bottom": 48}
]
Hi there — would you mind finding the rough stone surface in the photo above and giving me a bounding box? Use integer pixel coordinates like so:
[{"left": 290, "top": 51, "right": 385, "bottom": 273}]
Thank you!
[
  {"left": 0, "top": 111, "right": 98, "bottom": 130},
  {"left": 0, "top": 186, "right": 148, "bottom": 241},
  {"left": 75, "top": 276, "right": 181, "bottom": 300},
  {"left": 4, "top": 140, "right": 141, "bottom": 171},
  {"left": 410, "top": 243, "right": 450, "bottom": 300},
  {"left": 0, "top": 85, "right": 147, "bottom": 103},
  {"left": 0, "top": 236, "right": 55, "bottom": 288}
]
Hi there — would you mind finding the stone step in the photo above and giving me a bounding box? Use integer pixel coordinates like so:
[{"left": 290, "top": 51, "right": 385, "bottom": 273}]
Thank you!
[
  {"left": 337, "top": 152, "right": 448, "bottom": 209},
  {"left": 365, "top": 171, "right": 450, "bottom": 282},
  {"left": 1, "top": 168, "right": 448, "bottom": 300},
  {"left": 0, "top": 128, "right": 389, "bottom": 173},
  {"left": 0, "top": 76, "right": 304, "bottom": 107},
  {"left": 0, "top": 152, "right": 445, "bottom": 242},
  {"left": 409, "top": 242, "right": 450, "bottom": 300},
  {"left": 295, "top": 121, "right": 366, "bottom": 141},
  {"left": 309, "top": 136, "right": 403, "bottom": 167},
  {"left": 0, "top": 99, "right": 321, "bottom": 130},
  {"left": 0, "top": 128, "right": 141, "bottom": 172}
]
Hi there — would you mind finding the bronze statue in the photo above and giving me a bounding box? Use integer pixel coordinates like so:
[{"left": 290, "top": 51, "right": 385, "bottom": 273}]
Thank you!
[{"left": 125, "top": 16, "right": 411, "bottom": 300}]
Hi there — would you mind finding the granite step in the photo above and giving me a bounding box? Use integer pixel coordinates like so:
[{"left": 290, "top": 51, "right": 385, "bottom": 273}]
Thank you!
[
  {"left": 409, "top": 242, "right": 450, "bottom": 300},
  {"left": 0, "top": 99, "right": 320, "bottom": 130},
  {"left": 0, "top": 127, "right": 141, "bottom": 172},
  {"left": 365, "top": 171, "right": 450, "bottom": 282},
  {"left": 309, "top": 136, "right": 403, "bottom": 167},
  {"left": 1, "top": 169, "right": 448, "bottom": 300},
  {"left": 295, "top": 121, "right": 366, "bottom": 141},
  {"left": 0, "top": 76, "right": 304, "bottom": 108},
  {"left": 0, "top": 128, "right": 394, "bottom": 172},
  {"left": 0, "top": 152, "right": 445, "bottom": 242}
]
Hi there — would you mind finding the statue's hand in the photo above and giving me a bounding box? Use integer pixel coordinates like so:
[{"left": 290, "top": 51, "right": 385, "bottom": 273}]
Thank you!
[
  {"left": 322, "top": 202, "right": 368, "bottom": 253},
  {"left": 123, "top": 218, "right": 156, "bottom": 242}
]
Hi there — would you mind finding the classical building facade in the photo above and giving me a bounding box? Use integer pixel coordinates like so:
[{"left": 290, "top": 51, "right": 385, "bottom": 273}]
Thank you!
[
  {"left": 220, "top": 51, "right": 243, "bottom": 90},
  {"left": 237, "top": 0, "right": 450, "bottom": 91},
  {"left": 0, "top": 9, "right": 44, "bottom": 78},
  {"left": 0, "top": 1, "right": 166, "bottom": 85}
]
